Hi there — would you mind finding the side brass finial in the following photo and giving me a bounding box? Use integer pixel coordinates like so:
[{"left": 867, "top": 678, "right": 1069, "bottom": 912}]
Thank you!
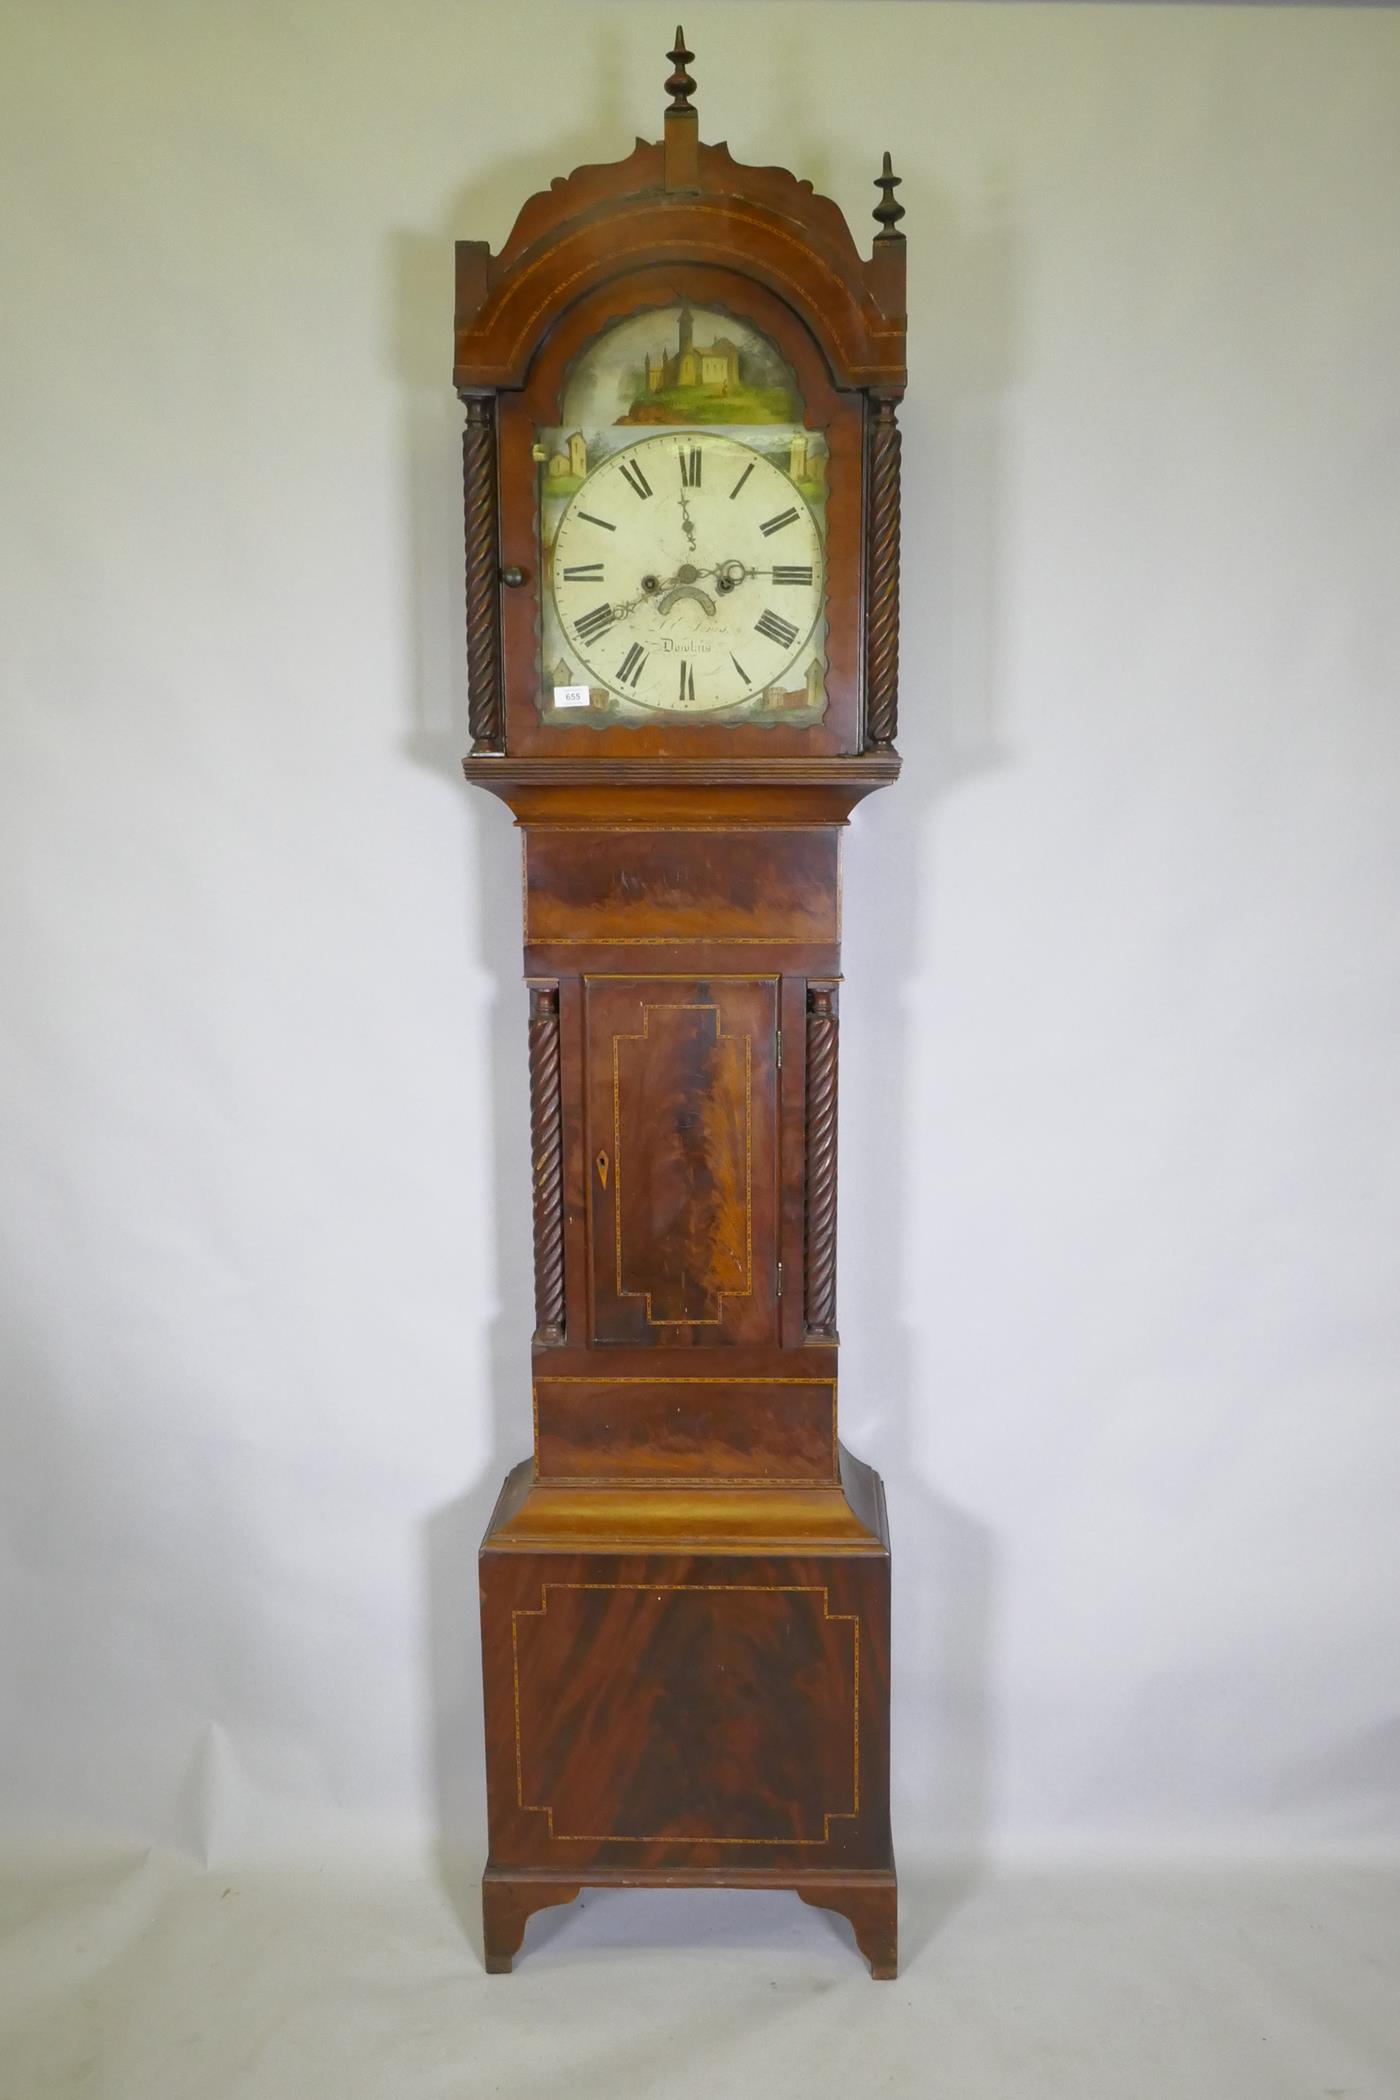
[
  {"left": 666, "top": 25, "right": 696, "bottom": 112},
  {"left": 873, "top": 151, "right": 906, "bottom": 241}
]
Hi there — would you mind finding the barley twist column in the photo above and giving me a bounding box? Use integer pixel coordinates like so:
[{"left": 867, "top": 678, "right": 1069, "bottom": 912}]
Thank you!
[
  {"left": 804, "top": 982, "right": 840, "bottom": 1338},
  {"left": 528, "top": 984, "right": 565, "bottom": 1343},
  {"left": 865, "top": 396, "right": 901, "bottom": 748},
  {"left": 462, "top": 394, "right": 503, "bottom": 750}
]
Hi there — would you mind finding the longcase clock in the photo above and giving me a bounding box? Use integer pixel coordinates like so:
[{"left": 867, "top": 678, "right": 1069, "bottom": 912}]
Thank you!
[{"left": 455, "top": 29, "right": 907, "bottom": 1977}]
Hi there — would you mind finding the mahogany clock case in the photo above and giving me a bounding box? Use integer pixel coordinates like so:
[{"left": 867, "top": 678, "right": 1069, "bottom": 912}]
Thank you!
[{"left": 454, "top": 31, "right": 907, "bottom": 1981}]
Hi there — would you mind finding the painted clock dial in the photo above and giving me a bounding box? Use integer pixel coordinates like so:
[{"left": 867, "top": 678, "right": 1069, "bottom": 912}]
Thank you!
[
  {"left": 535, "top": 300, "right": 832, "bottom": 730},
  {"left": 549, "top": 432, "right": 824, "bottom": 717}
]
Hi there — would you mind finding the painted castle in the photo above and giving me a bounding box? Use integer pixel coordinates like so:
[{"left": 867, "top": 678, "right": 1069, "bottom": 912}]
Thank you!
[
  {"left": 545, "top": 430, "right": 588, "bottom": 481},
  {"left": 761, "top": 658, "right": 825, "bottom": 712},
  {"left": 643, "top": 306, "right": 743, "bottom": 395}
]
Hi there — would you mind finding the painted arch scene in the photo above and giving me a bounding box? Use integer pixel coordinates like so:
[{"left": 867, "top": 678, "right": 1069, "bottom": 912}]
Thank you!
[{"left": 535, "top": 304, "right": 829, "bottom": 727}]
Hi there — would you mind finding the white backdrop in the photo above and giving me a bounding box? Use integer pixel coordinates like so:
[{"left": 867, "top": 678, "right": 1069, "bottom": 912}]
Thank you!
[{"left": 3, "top": 0, "right": 1398, "bottom": 1878}]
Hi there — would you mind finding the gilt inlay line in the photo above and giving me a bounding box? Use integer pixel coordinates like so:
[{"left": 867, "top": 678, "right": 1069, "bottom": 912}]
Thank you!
[
  {"left": 535, "top": 936, "right": 824, "bottom": 947},
  {"left": 511, "top": 1583, "right": 860, "bottom": 1844}
]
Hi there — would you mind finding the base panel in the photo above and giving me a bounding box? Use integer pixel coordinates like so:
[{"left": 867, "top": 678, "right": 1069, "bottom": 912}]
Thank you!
[{"left": 479, "top": 1453, "right": 894, "bottom": 1977}]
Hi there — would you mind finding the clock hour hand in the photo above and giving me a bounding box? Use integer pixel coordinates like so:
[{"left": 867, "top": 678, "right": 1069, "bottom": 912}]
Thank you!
[{"left": 676, "top": 481, "right": 699, "bottom": 553}]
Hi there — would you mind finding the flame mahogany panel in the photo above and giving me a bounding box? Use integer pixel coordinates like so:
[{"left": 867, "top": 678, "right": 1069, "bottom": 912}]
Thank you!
[
  {"left": 584, "top": 976, "right": 780, "bottom": 1347},
  {"left": 481, "top": 1546, "right": 891, "bottom": 1874},
  {"left": 515, "top": 1582, "right": 854, "bottom": 1843}
]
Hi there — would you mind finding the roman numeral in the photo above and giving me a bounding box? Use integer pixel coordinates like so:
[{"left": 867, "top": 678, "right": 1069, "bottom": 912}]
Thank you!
[
  {"left": 676, "top": 660, "right": 696, "bottom": 706},
  {"left": 574, "top": 602, "right": 616, "bottom": 643},
  {"left": 561, "top": 563, "right": 604, "bottom": 581},
  {"left": 760, "top": 507, "right": 800, "bottom": 537},
  {"left": 730, "top": 653, "right": 751, "bottom": 687},
  {"left": 577, "top": 511, "right": 615, "bottom": 531},
  {"left": 679, "top": 445, "right": 702, "bottom": 488},
  {"left": 772, "top": 565, "right": 813, "bottom": 586},
  {"left": 616, "top": 643, "right": 647, "bottom": 688},
  {"left": 729, "top": 461, "right": 755, "bottom": 500},
  {"left": 755, "top": 608, "right": 799, "bottom": 648},
  {"left": 618, "top": 458, "right": 653, "bottom": 500}
]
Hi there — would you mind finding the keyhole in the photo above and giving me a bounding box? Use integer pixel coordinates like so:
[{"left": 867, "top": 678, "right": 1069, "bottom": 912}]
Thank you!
[{"left": 595, "top": 1150, "right": 610, "bottom": 1191}]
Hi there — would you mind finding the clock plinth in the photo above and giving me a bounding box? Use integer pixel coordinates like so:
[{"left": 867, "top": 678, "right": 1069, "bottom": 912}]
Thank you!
[
  {"left": 454, "top": 32, "right": 906, "bottom": 1977},
  {"left": 479, "top": 1449, "right": 895, "bottom": 1978}
]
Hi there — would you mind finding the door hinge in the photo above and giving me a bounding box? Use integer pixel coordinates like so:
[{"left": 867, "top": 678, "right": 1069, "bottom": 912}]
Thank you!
[
  {"left": 776, "top": 1260, "right": 784, "bottom": 1299},
  {"left": 776, "top": 1028, "right": 783, "bottom": 1069}
]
